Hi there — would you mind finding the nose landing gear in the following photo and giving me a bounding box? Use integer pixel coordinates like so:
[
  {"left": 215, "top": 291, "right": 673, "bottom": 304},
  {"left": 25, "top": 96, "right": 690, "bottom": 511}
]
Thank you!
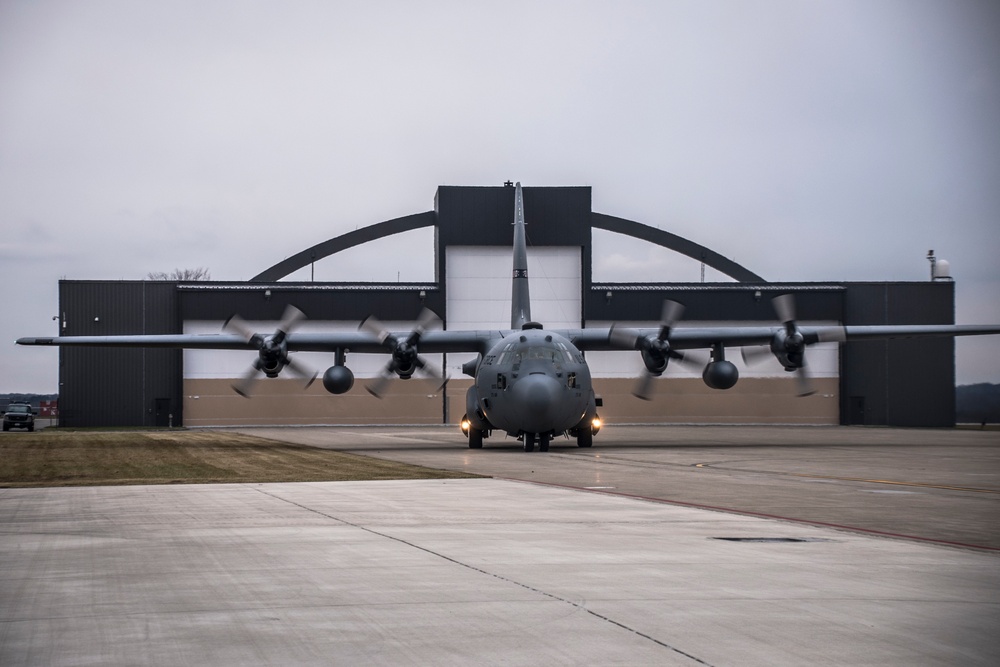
[{"left": 522, "top": 432, "right": 550, "bottom": 452}]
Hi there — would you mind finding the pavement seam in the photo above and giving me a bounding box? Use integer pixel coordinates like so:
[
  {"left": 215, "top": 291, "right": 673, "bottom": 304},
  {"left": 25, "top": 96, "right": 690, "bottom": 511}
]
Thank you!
[{"left": 249, "top": 484, "right": 716, "bottom": 667}]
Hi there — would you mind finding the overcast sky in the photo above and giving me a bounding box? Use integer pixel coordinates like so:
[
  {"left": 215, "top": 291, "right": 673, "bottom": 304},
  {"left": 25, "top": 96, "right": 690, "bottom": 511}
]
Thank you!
[{"left": 2, "top": 0, "right": 999, "bottom": 394}]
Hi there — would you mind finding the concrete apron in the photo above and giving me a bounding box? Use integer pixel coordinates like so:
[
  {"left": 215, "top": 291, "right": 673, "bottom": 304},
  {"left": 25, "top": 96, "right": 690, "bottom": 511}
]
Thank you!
[{"left": 2, "top": 478, "right": 997, "bottom": 666}]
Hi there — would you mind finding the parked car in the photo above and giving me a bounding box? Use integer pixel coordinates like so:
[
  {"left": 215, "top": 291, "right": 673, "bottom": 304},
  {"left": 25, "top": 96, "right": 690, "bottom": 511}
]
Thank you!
[{"left": 2, "top": 403, "right": 35, "bottom": 431}]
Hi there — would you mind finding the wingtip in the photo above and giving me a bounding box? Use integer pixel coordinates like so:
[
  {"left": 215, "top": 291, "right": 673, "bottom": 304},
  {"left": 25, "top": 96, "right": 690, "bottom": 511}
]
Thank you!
[{"left": 16, "top": 337, "right": 54, "bottom": 346}]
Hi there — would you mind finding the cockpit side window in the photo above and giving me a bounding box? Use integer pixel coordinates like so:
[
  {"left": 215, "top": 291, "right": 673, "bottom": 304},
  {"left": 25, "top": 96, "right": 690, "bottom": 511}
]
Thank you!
[{"left": 497, "top": 342, "right": 518, "bottom": 365}]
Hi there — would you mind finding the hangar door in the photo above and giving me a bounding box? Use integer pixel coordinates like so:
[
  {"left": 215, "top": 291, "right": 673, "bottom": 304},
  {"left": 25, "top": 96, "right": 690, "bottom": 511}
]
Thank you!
[
  {"left": 445, "top": 245, "right": 581, "bottom": 386},
  {"left": 445, "top": 246, "right": 582, "bottom": 330}
]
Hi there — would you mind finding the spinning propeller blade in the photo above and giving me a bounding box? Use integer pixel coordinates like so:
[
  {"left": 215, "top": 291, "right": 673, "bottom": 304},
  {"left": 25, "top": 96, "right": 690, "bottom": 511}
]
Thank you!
[
  {"left": 610, "top": 300, "right": 699, "bottom": 400},
  {"left": 362, "top": 308, "right": 448, "bottom": 398},
  {"left": 772, "top": 294, "right": 814, "bottom": 397},
  {"left": 224, "top": 305, "right": 316, "bottom": 397},
  {"left": 740, "top": 294, "right": 816, "bottom": 397}
]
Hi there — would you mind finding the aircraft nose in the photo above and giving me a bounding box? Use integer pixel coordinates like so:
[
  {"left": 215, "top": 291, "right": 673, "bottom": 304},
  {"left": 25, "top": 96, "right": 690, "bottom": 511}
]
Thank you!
[{"left": 512, "top": 373, "right": 562, "bottom": 433}]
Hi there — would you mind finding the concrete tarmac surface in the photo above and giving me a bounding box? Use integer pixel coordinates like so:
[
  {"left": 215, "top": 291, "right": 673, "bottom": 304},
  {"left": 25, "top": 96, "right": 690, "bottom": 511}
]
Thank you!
[
  {"left": 2, "top": 426, "right": 999, "bottom": 666},
  {"left": 246, "top": 424, "right": 1000, "bottom": 551}
]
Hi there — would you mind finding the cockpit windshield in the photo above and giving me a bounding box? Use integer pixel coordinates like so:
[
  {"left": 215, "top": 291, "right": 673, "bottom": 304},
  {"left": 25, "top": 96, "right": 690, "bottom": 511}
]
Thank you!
[
  {"left": 498, "top": 342, "right": 574, "bottom": 365},
  {"left": 525, "top": 346, "right": 572, "bottom": 362}
]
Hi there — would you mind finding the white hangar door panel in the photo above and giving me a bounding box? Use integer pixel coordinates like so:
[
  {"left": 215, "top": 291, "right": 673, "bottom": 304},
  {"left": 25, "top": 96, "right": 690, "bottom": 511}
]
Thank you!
[{"left": 445, "top": 246, "right": 581, "bottom": 375}]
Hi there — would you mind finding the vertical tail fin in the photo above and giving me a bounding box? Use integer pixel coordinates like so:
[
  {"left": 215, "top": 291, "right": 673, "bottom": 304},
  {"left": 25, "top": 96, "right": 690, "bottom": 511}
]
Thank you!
[{"left": 511, "top": 182, "right": 531, "bottom": 330}]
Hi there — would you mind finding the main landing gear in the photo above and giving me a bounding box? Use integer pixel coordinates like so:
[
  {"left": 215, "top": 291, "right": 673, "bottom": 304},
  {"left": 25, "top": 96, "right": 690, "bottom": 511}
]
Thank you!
[{"left": 522, "top": 432, "right": 550, "bottom": 452}]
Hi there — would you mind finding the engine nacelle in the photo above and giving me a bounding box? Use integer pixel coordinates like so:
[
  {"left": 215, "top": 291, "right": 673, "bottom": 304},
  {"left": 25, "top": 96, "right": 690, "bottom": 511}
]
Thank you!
[
  {"left": 260, "top": 357, "right": 285, "bottom": 378},
  {"left": 703, "top": 360, "right": 739, "bottom": 390},
  {"left": 394, "top": 359, "right": 417, "bottom": 379},
  {"left": 388, "top": 342, "right": 419, "bottom": 379},
  {"left": 640, "top": 348, "right": 668, "bottom": 376},
  {"left": 322, "top": 365, "right": 354, "bottom": 394},
  {"left": 258, "top": 336, "right": 290, "bottom": 378},
  {"left": 771, "top": 329, "right": 805, "bottom": 371}
]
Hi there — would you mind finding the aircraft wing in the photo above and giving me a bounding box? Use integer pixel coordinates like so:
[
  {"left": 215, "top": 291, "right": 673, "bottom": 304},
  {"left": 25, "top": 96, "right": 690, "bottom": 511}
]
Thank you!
[
  {"left": 16, "top": 327, "right": 507, "bottom": 400},
  {"left": 16, "top": 329, "right": 501, "bottom": 355},
  {"left": 18, "top": 334, "right": 272, "bottom": 350},
  {"left": 562, "top": 324, "right": 1000, "bottom": 352},
  {"left": 21, "top": 324, "right": 1000, "bottom": 354},
  {"left": 834, "top": 324, "right": 1000, "bottom": 340},
  {"left": 286, "top": 330, "right": 502, "bottom": 354}
]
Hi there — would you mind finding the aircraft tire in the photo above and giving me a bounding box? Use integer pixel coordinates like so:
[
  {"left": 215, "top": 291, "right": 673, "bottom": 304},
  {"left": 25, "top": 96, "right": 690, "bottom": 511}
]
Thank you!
[
  {"left": 523, "top": 433, "right": 536, "bottom": 452},
  {"left": 468, "top": 428, "right": 484, "bottom": 449},
  {"left": 577, "top": 430, "right": 593, "bottom": 447},
  {"left": 539, "top": 434, "right": 549, "bottom": 452}
]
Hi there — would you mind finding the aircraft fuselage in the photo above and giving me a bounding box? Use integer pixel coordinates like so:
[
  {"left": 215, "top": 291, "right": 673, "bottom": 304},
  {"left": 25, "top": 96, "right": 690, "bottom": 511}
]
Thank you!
[{"left": 471, "top": 326, "right": 597, "bottom": 447}]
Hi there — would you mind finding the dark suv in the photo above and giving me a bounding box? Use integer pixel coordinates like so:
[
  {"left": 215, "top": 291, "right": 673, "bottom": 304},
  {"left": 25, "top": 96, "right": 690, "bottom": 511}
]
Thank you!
[{"left": 2, "top": 403, "right": 35, "bottom": 431}]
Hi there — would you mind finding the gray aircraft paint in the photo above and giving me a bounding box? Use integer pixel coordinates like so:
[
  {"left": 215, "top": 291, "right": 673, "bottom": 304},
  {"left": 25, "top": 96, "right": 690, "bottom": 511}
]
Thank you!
[{"left": 510, "top": 182, "right": 531, "bottom": 331}]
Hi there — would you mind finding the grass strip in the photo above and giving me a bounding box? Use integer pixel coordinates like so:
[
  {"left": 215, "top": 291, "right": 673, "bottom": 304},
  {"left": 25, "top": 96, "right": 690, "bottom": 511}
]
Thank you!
[{"left": 0, "top": 430, "right": 481, "bottom": 487}]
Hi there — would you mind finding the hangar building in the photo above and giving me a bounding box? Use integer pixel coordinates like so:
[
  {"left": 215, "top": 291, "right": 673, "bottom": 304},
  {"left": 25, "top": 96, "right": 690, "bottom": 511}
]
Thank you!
[{"left": 53, "top": 183, "right": 956, "bottom": 428}]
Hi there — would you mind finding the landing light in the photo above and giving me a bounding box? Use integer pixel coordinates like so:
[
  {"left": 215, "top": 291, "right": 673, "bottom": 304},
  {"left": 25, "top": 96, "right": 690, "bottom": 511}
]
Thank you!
[
  {"left": 591, "top": 416, "right": 602, "bottom": 434},
  {"left": 460, "top": 418, "right": 471, "bottom": 435}
]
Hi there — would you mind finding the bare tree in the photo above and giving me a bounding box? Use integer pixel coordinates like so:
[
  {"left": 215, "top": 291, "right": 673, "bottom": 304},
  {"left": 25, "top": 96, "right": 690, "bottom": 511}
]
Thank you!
[{"left": 146, "top": 267, "right": 211, "bottom": 281}]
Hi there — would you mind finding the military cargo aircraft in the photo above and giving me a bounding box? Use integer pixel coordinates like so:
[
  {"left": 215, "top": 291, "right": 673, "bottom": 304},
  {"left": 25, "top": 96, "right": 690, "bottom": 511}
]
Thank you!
[{"left": 17, "top": 183, "right": 1000, "bottom": 451}]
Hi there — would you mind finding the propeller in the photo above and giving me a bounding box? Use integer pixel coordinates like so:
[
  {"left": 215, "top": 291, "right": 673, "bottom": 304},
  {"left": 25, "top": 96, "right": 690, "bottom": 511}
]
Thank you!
[
  {"left": 741, "top": 294, "right": 816, "bottom": 397},
  {"left": 360, "top": 308, "right": 447, "bottom": 398},
  {"left": 774, "top": 293, "right": 816, "bottom": 396},
  {"left": 740, "top": 344, "right": 774, "bottom": 366},
  {"left": 610, "top": 300, "right": 701, "bottom": 400},
  {"left": 224, "top": 305, "right": 317, "bottom": 398}
]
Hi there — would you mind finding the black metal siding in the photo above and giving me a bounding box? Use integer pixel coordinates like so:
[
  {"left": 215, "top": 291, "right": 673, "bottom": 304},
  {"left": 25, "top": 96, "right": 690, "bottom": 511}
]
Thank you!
[
  {"left": 435, "top": 185, "right": 591, "bottom": 247},
  {"left": 435, "top": 186, "right": 514, "bottom": 247},
  {"left": 178, "top": 285, "right": 444, "bottom": 325},
  {"left": 840, "top": 282, "right": 955, "bottom": 426},
  {"left": 59, "top": 281, "right": 182, "bottom": 427},
  {"left": 585, "top": 284, "right": 845, "bottom": 323}
]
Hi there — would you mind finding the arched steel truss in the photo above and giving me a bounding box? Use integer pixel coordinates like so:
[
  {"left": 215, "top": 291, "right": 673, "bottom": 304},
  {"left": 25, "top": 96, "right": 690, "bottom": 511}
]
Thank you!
[
  {"left": 251, "top": 212, "right": 436, "bottom": 282},
  {"left": 590, "top": 213, "right": 764, "bottom": 282},
  {"left": 251, "top": 210, "right": 764, "bottom": 283}
]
